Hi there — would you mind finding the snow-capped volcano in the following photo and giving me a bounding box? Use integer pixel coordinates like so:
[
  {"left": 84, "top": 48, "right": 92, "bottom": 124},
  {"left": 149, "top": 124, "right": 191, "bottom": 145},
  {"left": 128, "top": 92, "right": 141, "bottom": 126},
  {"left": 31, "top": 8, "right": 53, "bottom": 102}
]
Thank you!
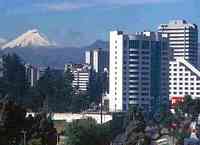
[
  {"left": 2, "top": 29, "right": 53, "bottom": 49},
  {"left": 0, "top": 38, "right": 7, "bottom": 47}
]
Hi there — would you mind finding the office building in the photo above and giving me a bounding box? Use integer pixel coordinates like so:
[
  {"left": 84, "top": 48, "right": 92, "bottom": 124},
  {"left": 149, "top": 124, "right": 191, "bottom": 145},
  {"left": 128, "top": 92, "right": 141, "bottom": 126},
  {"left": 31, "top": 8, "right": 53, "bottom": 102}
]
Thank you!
[
  {"left": 0, "top": 58, "right": 3, "bottom": 77},
  {"left": 170, "top": 58, "right": 200, "bottom": 105},
  {"left": 25, "top": 64, "right": 40, "bottom": 87},
  {"left": 159, "top": 20, "right": 199, "bottom": 102},
  {"left": 65, "top": 64, "right": 91, "bottom": 92},
  {"left": 158, "top": 19, "right": 198, "bottom": 66},
  {"left": 109, "top": 31, "right": 169, "bottom": 112},
  {"left": 85, "top": 48, "right": 109, "bottom": 73}
]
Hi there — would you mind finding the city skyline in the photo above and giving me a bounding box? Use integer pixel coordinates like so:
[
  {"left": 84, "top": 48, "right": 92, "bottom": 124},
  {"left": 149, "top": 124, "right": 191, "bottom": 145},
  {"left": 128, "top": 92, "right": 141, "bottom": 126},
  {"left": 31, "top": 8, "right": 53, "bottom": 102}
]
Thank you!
[{"left": 0, "top": 0, "right": 200, "bottom": 47}]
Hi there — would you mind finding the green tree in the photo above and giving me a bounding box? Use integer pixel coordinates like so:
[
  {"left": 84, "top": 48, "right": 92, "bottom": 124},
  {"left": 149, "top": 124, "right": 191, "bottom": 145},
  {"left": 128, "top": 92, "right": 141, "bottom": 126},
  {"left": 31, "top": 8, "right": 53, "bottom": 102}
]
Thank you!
[
  {"left": 36, "top": 67, "right": 74, "bottom": 112},
  {"left": 0, "top": 100, "right": 27, "bottom": 145},
  {"left": 88, "top": 71, "right": 103, "bottom": 104},
  {"left": 2, "top": 53, "right": 28, "bottom": 103},
  {"left": 28, "top": 138, "right": 42, "bottom": 145},
  {"left": 65, "top": 118, "right": 111, "bottom": 145},
  {"left": 69, "top": 93, "right": 90, "bottom": 113}
]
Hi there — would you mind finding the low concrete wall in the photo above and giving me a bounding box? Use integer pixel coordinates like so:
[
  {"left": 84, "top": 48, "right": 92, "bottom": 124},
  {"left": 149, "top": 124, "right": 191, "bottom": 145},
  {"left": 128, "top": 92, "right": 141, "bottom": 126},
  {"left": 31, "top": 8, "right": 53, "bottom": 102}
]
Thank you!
[{"left": 27, "top": 112, "right": 112, "bottom": 124}]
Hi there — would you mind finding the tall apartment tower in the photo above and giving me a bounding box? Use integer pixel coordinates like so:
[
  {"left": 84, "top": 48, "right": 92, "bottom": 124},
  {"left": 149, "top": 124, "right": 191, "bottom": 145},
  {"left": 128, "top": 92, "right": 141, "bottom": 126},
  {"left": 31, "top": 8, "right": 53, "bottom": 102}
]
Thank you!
[
  {"left": 158, "top": 20, "right": 199, "bottom": 102},
  {"left": 109, "top": 31, "right": 169, "bottom": 112},
  {"left": 85, "top": 48, "right": 109, "bottom": 73},
  {"left": 158, "top": 20, "right": 198, "bottom": 66}
]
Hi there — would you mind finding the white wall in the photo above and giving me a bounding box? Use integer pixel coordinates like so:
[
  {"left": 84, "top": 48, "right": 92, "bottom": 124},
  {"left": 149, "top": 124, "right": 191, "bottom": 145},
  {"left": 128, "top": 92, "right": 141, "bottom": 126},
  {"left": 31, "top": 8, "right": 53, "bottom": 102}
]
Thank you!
[
  {"left": 109, "top": 31, "right": 124, "bottom": 112},
  {"left": 27, "top": 112, "right": 112, "bottom": 124}
]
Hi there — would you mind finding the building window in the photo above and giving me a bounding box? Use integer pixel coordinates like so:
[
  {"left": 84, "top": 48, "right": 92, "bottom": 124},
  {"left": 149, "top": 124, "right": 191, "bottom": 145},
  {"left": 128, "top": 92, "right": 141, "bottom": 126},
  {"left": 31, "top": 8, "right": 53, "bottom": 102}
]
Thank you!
[
  {"left": 130, "top": 77, "right": 138, "bottom": 80},
  {"left": 142, "top": 77, "right": 149, "bottom": 80},
  {"left": 130, "top": 82, "right": 138, "bottom": 85},
  {"left": 130, "top": 56, "right": 139, "bottom": 60},
  {"left": 142, "top": 41, "right": 150, "bottom": 49},
  {"left": 129, "top": 40, "right": 140, "bottom": 48},
  {"left": 129, "top": 93, "right": 139, "bottom": 95},
  {"left": 142, "top": 93, "right": 149, "bottom": 96}
]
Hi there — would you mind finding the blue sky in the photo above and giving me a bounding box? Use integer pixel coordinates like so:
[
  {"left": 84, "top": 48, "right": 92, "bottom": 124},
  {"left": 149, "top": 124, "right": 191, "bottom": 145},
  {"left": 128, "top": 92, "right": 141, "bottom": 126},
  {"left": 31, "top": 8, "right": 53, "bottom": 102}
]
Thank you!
[{"left": 0, "top": 0, "right": 200, "bottom": 46}]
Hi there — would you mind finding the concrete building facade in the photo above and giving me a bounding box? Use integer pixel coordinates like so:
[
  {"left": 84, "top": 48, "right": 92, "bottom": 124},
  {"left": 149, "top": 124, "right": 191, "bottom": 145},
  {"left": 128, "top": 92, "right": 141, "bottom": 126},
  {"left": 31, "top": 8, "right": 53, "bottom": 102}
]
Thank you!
[
  {"left": 158, "top": 19, "right": 198, "bottom": 66},
  {"left": 65, "top": 64, "right": 91, "bottom": 92},
  {"left": 109, "top": 31, "right": 169, "bottom": 112},
  {"left": 85, "top": 48, "right": 109, "bottom": 73},
  {"left": 159, "top": 20, "right": 199, "bottom": 102},
  {"left": 170, "top": 58, "right": 200, "bottom": 104}
]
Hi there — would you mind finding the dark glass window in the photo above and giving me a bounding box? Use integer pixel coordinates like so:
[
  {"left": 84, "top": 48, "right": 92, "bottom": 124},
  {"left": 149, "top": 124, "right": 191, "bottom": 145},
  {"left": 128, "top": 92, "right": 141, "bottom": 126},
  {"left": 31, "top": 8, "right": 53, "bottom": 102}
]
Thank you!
[
  {"left": 129, "top": 56, "right": 139, "bottom": 59},
  {"left": 129, "top": 40, "right": 140, "bottom": 48},
  {"left": 142, "top": 41, "right": 150, "bottom": 49}
]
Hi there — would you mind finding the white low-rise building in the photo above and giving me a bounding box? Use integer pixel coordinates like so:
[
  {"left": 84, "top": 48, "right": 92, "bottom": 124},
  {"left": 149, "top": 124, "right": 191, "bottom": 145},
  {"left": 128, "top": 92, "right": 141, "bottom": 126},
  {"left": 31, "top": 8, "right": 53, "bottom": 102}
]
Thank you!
[
  {"left": 65, "top": 64, "right": 91, "bottom": 92},
  {"left": 27, "top": 112, "right": 112, "bottom": 124},
  {"left": 169, "top": 58, "right": 200, "bottom": 104}
]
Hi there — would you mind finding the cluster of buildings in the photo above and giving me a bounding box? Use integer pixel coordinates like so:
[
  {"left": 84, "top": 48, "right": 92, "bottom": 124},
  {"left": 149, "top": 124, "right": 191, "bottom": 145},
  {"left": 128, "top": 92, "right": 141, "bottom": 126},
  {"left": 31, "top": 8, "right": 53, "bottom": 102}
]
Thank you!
[
  {"left": 0, "top": 19, "right": 199, "bottom": 114},
  {"left": 107, "top": 19, "right": 200, "bottom": 112},
  {"left": 21, "top": 19, "right": 200, "bottom": 113},
  {"left": 65, "top": 48, "right": 109, "bottom": 93}
]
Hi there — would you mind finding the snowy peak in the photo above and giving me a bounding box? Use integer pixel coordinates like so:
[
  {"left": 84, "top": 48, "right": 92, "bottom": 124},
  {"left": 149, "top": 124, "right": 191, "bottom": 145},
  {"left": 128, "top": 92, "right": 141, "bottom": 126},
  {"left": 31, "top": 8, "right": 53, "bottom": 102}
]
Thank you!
[
  {"left": 2, "top": 29, "right": 53, "bottom": 49},
  {"left": 0, "top": 38, "right": 7, "bottom": 47}
]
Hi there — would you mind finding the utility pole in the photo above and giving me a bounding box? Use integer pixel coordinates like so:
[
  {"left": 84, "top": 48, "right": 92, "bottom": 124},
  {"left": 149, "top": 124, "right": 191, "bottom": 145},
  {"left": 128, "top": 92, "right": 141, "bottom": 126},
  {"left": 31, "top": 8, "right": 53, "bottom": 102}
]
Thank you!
[
  {"left": 100, "top": 93, "right": 103, "bottom": 124},
  {"left": 21, "top": 130, "right": 27, "bottom": 145}
]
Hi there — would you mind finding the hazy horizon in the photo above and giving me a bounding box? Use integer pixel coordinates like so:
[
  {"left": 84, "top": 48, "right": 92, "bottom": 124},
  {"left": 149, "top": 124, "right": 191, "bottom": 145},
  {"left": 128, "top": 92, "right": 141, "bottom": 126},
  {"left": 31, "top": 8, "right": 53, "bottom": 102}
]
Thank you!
[{"left": 0, "top": 0, "right": 200, "bottom": 47}]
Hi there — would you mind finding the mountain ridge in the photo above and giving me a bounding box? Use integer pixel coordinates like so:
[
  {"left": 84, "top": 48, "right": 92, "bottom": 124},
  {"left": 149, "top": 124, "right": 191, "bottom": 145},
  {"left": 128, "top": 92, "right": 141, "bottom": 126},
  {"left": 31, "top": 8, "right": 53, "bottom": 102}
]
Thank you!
[
  {"left": 2, "top": 40, "right": 109, "bottom": 67},
  {"left": 2, "top": 29, "right": 53, "bottom": 50}
]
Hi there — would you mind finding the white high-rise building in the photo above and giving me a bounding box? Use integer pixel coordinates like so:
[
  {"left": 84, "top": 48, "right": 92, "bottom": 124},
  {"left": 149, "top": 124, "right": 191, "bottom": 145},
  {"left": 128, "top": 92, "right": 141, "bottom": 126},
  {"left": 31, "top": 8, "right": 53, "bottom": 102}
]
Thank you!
[
  {"left": 159, "top": 20, "right": 199, "bottom": 102},
  {"left": 85, "top": 48, "right": 109, "bottom": 73},
  {"left": 109, "top": 31, "right": 169, "bottom": 112},
  {"left": 158, "top": 20, "right": 198, "bottom": 66},
  {"left": 0, "top": 58, "right": 3, "bottom": 77},
  {"left": 25, "top": 64, "right": 40, "bottom": 87}
]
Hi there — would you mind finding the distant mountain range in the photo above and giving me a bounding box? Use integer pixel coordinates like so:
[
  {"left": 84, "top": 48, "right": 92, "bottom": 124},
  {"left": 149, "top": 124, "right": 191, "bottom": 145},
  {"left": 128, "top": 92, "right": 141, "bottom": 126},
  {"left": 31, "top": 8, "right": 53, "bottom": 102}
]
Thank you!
[
  {"left": 0, "top": 29, "right": 109, "bottom": 67},
  {"left": 1, "top": 29, "right": 54, "bottom": 49}
]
